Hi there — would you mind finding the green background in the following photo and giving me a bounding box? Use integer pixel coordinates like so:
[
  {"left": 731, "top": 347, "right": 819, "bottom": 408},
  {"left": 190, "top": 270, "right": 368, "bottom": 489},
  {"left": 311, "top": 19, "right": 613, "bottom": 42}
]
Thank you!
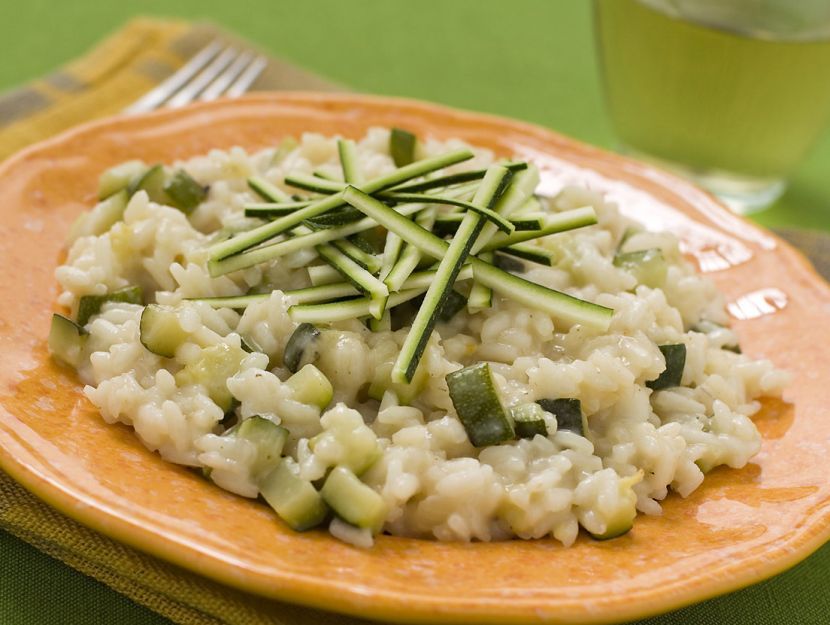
[{"left": 1, "top": 1, "right": 828, "bottom": 624}]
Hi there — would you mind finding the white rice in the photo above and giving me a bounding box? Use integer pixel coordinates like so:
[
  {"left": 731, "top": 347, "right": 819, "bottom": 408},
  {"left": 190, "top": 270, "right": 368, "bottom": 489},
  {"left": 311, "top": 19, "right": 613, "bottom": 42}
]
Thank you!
[{"left": 57, "top": 128, "right": 789, "bottom": 547}]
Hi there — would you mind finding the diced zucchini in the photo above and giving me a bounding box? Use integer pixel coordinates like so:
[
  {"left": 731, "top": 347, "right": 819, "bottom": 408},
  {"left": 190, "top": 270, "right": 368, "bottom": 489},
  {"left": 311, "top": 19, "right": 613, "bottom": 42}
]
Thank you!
[
  {"left": 68, "top": 189, "right": 130, "bottom": 241},
  {"left": 127, "top": 164, "right": 171, "bottom": 205},
  {"left": 260, "top": 459, "right": 329, "bottom": 531},
  {"left": 283, "top": 323, "right": 321, "bottom": 373},
  {"left": 537, "top": 398, "right": 584, "bottom": 436},
  {"left": 284, "top": 364, "right": 333, "bottom": 410},
  {"left": 311, "top": 408, "right": 382, "bottom": 475},
  {"left": 48, "top": 313, "right": 86, "bottom": 368},
  {"left": 76, "top": 285, "right": 143, "bottom": 326},
  {"left": 446, "top": 362, "right": 514, "bottom": 447},
  {"left": 390, "top": 128, "right": 417, "bottom": 167},
  {"left": 367, "top": 340, "right": 429, "bottom": 405},
  {"left": 163, "top": 169, "right": 208, "bottom": 214},
  {"left": 320, "top": 466, "right": 387, "bottom": 533},
  {"left": 588, "top": 471, "right": 642, "bottom": 540},
  {"left": 613, "top": 248, "right": 667, "bottom": 288},
  {"left": 139, "top": 304, "right": 189, "bottom": 358},
  {"left": 510, "top": 403, "right": 548, "bottom": 438},
  {"left": 647, "top": 344, "right": 686, "bottom": 390},
  {"left": 234, "top": 415, "right": 288, "bottom": 480},
  {"left": 98, "top": 160, "right": 147, "bottom": 199},
  {"left": 175, "top": 343, "right": 247, "bottom": 412}
]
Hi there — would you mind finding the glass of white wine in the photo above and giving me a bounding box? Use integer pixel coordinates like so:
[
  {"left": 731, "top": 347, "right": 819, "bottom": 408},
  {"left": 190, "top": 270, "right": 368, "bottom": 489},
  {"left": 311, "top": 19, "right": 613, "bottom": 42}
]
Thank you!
[{"left": 594, "top": 0, "right": 830, "bottom": 213}]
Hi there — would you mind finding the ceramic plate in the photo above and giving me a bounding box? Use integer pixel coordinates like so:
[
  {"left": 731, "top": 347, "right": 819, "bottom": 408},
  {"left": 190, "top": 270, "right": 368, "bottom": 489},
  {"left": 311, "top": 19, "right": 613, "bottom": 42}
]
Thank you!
[{"left": 0, "top": 94, "right": 828, "bottom": 624}]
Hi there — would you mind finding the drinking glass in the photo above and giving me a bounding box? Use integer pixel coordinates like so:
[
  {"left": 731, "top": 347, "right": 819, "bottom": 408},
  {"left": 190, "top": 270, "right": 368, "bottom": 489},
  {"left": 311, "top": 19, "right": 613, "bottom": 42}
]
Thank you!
[{"left": 593, "top": 0, "right": 830, "bottom": 213}]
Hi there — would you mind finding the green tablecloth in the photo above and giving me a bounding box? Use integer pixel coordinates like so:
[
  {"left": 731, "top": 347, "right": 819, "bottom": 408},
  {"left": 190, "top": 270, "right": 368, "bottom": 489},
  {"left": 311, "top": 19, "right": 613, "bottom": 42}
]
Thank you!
[{"left": 1, "top": 2, "right": 828, "bottom": 624}]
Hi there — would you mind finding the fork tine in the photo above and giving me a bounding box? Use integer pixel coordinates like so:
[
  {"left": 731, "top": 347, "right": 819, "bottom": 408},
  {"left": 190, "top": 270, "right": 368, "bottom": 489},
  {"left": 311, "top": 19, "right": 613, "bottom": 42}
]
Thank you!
[
  {"left": 166, "top": 47, "right": 239, "bottom": 109},
  {"left": 198, "top": 51, "right": 254, "bottom": 102},
  {"left": 124, "top": 40, "right": 223, "bottom": 114},
  {"left": 224, "top": 56, "right": 268, "bottom": 98}
]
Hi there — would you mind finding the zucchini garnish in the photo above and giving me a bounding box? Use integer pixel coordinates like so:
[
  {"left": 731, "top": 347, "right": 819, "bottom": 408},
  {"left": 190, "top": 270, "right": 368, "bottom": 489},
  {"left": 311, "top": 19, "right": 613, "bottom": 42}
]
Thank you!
[
  {"left": 283, "top": 323, "right": 322, "bottom": 373},
  {"left": 510, "top": 403, "right": 548, "bottom": 439},
  {"left": 446, "top": 362, "right": 515, "bottom": 447},
  {"left": 390, "top": 128, "right": 417, "bottom": 167},
  {"left": 647, "top": 344, "right": 687, "bottom": 390},
  {"left": 193, "top": 142, "right": 617, "bottom": 390},
  {"left": 537, "top": 398, "right": 585, "bottom": 436},
  {"left": 76, "top": 285, "right": 143, "bottom": 326}
]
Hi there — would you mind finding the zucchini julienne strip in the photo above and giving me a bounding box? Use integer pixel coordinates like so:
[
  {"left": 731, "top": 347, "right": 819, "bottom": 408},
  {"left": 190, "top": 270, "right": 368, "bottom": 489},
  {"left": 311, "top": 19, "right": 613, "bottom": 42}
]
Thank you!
[
  {"left": 308, "top": 263, "right": 343, "bottom": 286},
  {"left": 383, "top": 208, "right": 437, "bottom": 292},
  {"left": 392, "top": 165, "right": 512, "bottom": 383},
  {"left": 193, "top": 264, "right": 476, "bottom": 309},
  {"left": 330, "top": 238, "right": 382, "bottom": 273},
  {"left": 208, "top": 149, "right": 474, "bottom": 262},
  {"left": 479, "top": 206, "right": 598, "bottom": 252},
  {"left": 470, "top": 166, "right": 540, "bottom": 255},
  {"left": 498, "top": 243, "right": 555, "bottom": 266},
  {"left": 432, "top": 214, "right": 543, "bottom": 238},
  {"left": 312, "top": 169, "right": 337, "bottom": 181},
  {"left": 380, "top": 192, "right": 514, "bottom": 234},
  {"left": 304, "top": 206, "right": 365, "bottom": 228},
  {"left": 316, "top": 245, "right": 389, "bottom": 319},
  {"left": 244, "top": 201, "right": 310, "bottom": 218},
  {"left": 284, "top": 174, "right": 345, "bottom": 194},
  {"left": 289, "top": 289, "right": 425, "bottom": 324},
  {"left": 338, "top": 138, "right": 362, "bottom": 184},
  {"left": 248, "top": 176, "right": 292, "bottom": 202},
  {"left": 208, "top": 202, "right": 425, "bottom": 277},
  {"left": 341, "top": 186, "right": 614, "bottom": 332},
  {"left": 467, "top": 253, "right": 494, "bottom": 312},
  {"left": 509, "top": 215, "right": 546, "bottom": 231},
  {"left": 390, "top": 161, "right": 528, "bottom": 194},
  {"left": 465, "top": 167, "right": 538, "bottom": 298},
  {"left": 379, "top": 231, "right": 403, "bottom": 281}
]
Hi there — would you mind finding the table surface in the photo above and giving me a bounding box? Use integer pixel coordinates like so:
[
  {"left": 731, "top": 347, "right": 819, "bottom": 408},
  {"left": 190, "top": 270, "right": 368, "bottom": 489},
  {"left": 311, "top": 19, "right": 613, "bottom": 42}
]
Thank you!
[{"left": 1, "top": 2, "right": 829, "bottom": 625}]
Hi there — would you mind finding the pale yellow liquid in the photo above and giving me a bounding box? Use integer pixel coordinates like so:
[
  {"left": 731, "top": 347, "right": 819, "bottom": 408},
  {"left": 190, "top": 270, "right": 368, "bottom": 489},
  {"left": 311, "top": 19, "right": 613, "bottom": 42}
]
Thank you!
[{"left": 595, "top": 0, "right": 830, "bottom": 179}]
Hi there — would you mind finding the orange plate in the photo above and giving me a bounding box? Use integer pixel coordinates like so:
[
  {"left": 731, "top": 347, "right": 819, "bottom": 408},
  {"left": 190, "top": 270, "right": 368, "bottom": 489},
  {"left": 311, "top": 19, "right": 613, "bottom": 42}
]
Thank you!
[{"left": 0, "top": 94, "right": 828, "bottom": 624}]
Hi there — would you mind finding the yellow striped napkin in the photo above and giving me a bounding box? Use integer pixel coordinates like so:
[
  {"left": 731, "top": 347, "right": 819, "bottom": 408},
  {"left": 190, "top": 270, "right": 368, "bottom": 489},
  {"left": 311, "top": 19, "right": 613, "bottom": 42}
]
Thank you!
[{"left": 0, "top": 17, "right": 343, "bottom": 161}]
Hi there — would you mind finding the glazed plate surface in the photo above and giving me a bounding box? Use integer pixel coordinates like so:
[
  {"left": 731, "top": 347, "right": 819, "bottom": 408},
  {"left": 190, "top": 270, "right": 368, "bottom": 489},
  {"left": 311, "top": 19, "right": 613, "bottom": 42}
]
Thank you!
[{"left": 0, "top": 94, "right": 828, "bottom": 624}]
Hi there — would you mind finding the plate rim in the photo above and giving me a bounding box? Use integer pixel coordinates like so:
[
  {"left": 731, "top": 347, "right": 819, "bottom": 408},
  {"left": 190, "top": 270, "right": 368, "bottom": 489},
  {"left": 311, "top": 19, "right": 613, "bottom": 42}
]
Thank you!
[{"left": 1, "top": 91, "right": 829, "bottom": 624}]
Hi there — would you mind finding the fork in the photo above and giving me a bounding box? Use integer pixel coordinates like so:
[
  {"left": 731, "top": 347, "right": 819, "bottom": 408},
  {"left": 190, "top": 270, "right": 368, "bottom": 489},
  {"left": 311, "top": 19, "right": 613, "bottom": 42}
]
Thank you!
[{"left": 124, "top": 40, "right": 267, "bottom": 114}]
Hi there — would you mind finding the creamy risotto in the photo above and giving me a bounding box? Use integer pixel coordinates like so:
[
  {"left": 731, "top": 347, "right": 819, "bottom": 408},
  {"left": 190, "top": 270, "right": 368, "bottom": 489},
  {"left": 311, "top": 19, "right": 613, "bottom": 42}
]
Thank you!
[{"left": 48, "top": 128, "right": 789, "bottom": 547}]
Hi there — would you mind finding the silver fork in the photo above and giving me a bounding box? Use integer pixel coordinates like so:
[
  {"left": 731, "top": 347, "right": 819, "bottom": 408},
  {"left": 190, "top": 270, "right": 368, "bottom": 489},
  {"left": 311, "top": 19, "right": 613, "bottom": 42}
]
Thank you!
[{"left": 124, "top": 40, "right": 267, "bottom": 114}]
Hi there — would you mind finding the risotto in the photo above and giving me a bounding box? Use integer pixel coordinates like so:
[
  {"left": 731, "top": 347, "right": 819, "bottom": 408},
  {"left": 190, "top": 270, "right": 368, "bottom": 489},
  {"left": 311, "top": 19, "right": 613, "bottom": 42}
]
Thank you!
[{"left": 48, "top": 128, "right": 789, "bottom": 547}]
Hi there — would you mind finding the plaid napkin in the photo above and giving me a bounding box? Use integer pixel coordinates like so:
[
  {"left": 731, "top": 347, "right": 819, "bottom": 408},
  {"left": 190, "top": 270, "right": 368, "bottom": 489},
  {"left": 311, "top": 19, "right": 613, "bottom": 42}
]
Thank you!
[
  {"left": 1, "top": 17, "right": 828, "bottom": 625},
  {"left": 0, "top": 18, "right": 342, "bottom": 162}
]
